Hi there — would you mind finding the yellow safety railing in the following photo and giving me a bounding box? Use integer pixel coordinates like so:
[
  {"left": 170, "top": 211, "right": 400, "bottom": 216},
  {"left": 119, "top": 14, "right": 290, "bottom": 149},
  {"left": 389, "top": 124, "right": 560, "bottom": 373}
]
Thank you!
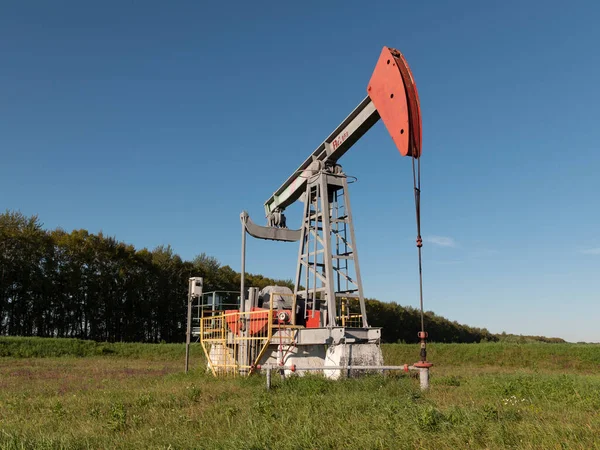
[
  {"left": 199, "top": 292, "right": 301, "bottom": 377},
  {"left": 338, "top": 298, "right": 363, "bottom": 328}
]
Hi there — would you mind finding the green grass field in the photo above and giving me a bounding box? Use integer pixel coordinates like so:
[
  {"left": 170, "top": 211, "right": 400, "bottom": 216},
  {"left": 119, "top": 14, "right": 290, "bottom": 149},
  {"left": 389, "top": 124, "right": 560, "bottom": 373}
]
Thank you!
[{"left": 1, "top": 337, "right": 600, "bottom": 449}]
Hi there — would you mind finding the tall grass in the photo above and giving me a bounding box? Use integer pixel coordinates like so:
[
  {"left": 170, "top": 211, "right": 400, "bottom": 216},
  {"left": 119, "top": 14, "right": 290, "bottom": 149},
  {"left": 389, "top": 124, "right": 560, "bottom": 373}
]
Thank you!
[
  {"left": 1, "top": 357, "right": 600, "bottom": 449},
  {"left": 2, "top": 338, "right": 600, "bottom": 448}
]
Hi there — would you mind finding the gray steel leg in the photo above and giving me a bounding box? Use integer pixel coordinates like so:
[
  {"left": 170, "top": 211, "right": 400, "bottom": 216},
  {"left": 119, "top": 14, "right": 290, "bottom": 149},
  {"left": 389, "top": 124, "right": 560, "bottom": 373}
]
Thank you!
[
  {"left": 240, "top": 213, "right": 246, "bottom": 313},
  {"left": 419, "top": 368, "right": 430, "bottom": 390},
  {"left": 319, "top": 173, "right": 337, "bottom": 327},
  {"left": 342, "top": 176, "right": 368, "bottom": 327},
  {"left": 266, "top": 367, "right": 272, "bottom": 390}
]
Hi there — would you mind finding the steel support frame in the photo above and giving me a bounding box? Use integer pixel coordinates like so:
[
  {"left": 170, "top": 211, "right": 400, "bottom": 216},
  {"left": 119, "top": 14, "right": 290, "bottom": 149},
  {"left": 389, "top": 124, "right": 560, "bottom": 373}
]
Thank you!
[{"left": 293, "top": 169, "right": 368, "bottom": 327}]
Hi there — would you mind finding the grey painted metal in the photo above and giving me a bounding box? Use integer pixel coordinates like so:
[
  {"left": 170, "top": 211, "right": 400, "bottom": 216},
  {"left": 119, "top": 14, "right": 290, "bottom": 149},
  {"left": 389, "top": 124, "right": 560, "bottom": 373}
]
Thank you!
[
  {"left": 340, "top": 176, "right": 368, "bottom": 326},
  {"left": 241, "top": 211, "right": 301, "bottom": 242},
  {"left": 248, "top": 287, "right": 259, "bottom": 308},
  {"left": 314, "top": 183, "right": 318, "bottom": 325},
  {"left": 266, "top": 366, "right": 272, "bottom": 390},
  {"left": 320, "top": 173, "right": 337, "bottom": 327},
  {"left": 185, "top": 281, "right": 192, "bottom": 373},
  {"left": 333, "top": 189, "right": 342, "bottom": 309},
  {"left": 263, "top": 365, "right": 416, "bottom": 371},
  {"left": 270, "top": 326, "right": 381, "bottom": 345},
  {"left": 240, "top": 213, "right": 246, "bottom": 313},
  {"left": 419, "top": 368, "right": 430, "bottom": 390},
  {"left": 238, "top": 297, "right": 253, "bottom": 375},
  {"left": 311, "top": 181, "right": 320, "bottom": 320},
  {"left": 264, "top": 97, "right": 379, "bottom": 217},
  {"left": 293, "top": 194, "right": 310, "bottom": 323},
  {"left": 293, "top": 168, "right": 368, "bottom": 329}
]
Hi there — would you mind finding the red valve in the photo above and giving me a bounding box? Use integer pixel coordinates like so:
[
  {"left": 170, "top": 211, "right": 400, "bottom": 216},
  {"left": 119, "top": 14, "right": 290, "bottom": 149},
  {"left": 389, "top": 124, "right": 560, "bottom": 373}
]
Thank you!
[{"left": 414, "top": 361, "right": 433, "bottom": 369}]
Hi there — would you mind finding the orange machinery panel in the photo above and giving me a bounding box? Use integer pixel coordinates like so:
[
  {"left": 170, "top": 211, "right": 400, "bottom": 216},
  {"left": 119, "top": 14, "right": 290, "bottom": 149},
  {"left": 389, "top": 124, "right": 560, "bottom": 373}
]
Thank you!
[
  {"left": 305, "top": 311, "right": 321, "bottom": 328},
  {"left": 225, "top": 308, "right": 292, "bottom": 336}
]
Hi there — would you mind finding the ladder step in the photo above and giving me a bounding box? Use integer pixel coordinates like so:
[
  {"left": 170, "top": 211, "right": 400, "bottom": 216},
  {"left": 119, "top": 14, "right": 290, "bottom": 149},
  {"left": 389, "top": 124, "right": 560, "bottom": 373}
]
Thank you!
[
  {"left": 331, "top": 216, "right": 348, "bottom": 223},
  {"left": 297, "top": 288, "right": 327, "bottom": 294},
  {"left": 301, "top": 249, "right": 325, "bottom": 258}
]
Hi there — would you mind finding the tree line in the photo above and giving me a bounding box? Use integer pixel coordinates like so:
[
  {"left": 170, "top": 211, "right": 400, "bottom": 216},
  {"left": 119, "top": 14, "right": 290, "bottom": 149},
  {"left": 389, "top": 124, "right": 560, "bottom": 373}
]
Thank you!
[{"left": 1, "top": 210, "right": 497, "bottom": 344}]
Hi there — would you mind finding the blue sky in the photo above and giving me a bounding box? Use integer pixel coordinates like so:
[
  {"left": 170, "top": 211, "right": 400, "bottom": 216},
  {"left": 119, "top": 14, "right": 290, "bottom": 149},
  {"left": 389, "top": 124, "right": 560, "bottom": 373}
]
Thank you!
[{"left": 1, "top": 1, "right": 599, "bottom": 342}]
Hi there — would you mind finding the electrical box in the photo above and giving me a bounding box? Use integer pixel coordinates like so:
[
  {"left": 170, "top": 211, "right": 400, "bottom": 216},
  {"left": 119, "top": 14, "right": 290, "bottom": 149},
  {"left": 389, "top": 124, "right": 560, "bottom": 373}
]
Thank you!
[{"left": 189, "top": 277, "right": 203, "bottom": 298}]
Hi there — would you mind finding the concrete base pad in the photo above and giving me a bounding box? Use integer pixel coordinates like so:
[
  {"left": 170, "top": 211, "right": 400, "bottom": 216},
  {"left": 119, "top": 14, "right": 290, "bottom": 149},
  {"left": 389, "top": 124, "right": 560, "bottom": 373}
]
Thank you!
[
  {"left": 324, "top": 343, "right": 384, "bottom": 379},
  {"left": 258, "top": 343, "right": 384, "bottom": 379}
]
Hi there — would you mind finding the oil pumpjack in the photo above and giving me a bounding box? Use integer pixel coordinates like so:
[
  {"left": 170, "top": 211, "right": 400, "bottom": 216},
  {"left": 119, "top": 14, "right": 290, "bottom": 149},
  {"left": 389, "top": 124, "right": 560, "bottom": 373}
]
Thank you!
[{"left": 189, "top": 46, "right": 432, "bottom": 381}]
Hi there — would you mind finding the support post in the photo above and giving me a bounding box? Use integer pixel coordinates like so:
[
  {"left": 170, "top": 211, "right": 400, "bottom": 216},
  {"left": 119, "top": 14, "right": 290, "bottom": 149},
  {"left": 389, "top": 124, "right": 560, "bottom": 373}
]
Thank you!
[
  {"left": 240, "top": 213, "right": 247, "bottom": 313},
  {"left": 341, "top": 176, "right": 368, "bottom": 327},
  {"left": 318, "top": 173, "right": 337, "bottom": 327},
  {"left": 419, "top": 368, "right": 430, "bottom": 390},
  {"left": 185, "top": 280, "right": 193, "bottom": 373},
  {"left": 186, "top": 277, "right": 203, "bottom": 373},
  {"left": 266, "top": 366, "right": 272, "bottom": 390},
  {"left": 293, "top": 192, "right": 310, "bottom": 321}
]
